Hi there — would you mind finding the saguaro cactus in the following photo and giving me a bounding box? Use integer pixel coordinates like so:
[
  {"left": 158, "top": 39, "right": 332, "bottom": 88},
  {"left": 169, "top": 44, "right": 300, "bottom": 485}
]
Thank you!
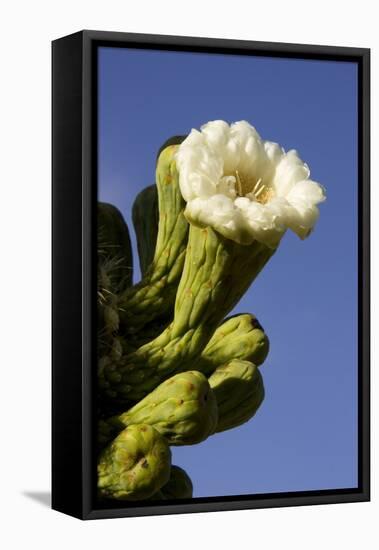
[{"left": 96, "top": 122, "right": 325, "bottom": 501}]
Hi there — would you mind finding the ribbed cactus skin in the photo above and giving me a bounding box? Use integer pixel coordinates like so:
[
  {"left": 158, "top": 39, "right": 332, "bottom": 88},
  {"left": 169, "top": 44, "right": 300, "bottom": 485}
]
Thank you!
[
  {"left": 195, "top": 313, "right": 269, "bottom": 375},
  {"left": 97, "top": 203, "right": 134, "bottom": 354},
  {"left": 102, "top": 371, "right": 218, "bottom": 446},
  {"left": 118, "top": 141, "right": 189, "bottom": 334},
  {"left": 209, "top": 359, "right": 264, "bottom": 433},
  {"left": 132, "top": 184, "right": 159, "bottom": 277},
  {"left": 126, "top": 317, "right": 172, "bottom": 350},
  {"left": 98, "top": 424, "right": 171, "bottom": 501},
  {"left": 99, "top": 226, "right": 274, "bottom": 405},
  {"left": 149, "top": 465, "right": 193, "bottom": 500},
  {"left": 131, "top": 136, "right": 186, "bottom": 278}
]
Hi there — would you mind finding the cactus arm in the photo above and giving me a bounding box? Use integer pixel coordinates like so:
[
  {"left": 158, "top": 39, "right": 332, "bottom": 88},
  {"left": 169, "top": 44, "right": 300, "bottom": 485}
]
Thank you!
[
  {"left": 208, "top": 359, "right": 265, "bottom": 433},
  {"left": 132, "top": 184, "right": 159, "bottom": 276},
  {"left": 98, "top": 202, "right": 133, "bottom": 289},
  {"left": 97, "top": 424, "right": 171, "bottom": 501},
  {"left": 118, "top": 142, "right": 189, "bottom": 334},
  {"left": 97, "top": 203, "right": 134, "bottom": 353}
]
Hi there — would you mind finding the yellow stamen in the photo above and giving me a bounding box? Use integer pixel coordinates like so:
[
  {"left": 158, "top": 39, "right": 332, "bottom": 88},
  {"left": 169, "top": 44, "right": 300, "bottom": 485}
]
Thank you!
[
  {"left": 252, "top": 178, "right": 263, "bottom": 194},
  {"left": 256, "top": 186, "right": 275, "bottom": 204},
  {"left": 233, "top": 170, "right": 274, "bottom": 204},
  {"left": 254, "top": 184, "right": 265, "bottom": 198},
  {"left": 235, "top": 170, "right": 243, "bottom": 196}
]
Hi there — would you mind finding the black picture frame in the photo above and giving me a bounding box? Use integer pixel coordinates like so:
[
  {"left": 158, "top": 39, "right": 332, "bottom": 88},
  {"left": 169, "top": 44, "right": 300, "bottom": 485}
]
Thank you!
[{"left": 52, "top": 30, "right": 370, "bottom": 520}]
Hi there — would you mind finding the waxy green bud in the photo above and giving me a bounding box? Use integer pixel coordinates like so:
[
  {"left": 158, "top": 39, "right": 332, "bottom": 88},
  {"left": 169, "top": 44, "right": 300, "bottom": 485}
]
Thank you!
[
  {"left": 98, "top": 424, "right": 171, "bottom": 501},
  {"left": 209, "top": 359, "right": 264, "bottom": 433}
]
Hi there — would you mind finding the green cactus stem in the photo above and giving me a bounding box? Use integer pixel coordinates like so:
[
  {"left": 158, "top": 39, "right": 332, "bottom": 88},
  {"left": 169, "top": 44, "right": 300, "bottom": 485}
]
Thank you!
[
  {"left": 97, "top": 203, "right": 134, "bottom": 353},
  {"left": 118, "top": 140, "right": 189, "bottom": 334},
  {"left": 209, "top": 359, "right": 264, "bottom": 433},
  {"left": 99, "top": 225, "right": 275, "bottom": 405},
  {"left": 149, "top": 465, "right": 193, "bottom": 500},
  {"left": 99, "top": 371, "right": 218, "bottom": 447},
  {"left": 195, "top": 313, "right": 269, "bottom": 376},
  {"left": 126, "top": 317, "right": 172, "bottom": 350},
  {"left": 98, "top": 202, "right": 133, "bottom": 289},
  {"left": 132, "top": 184, "right": 159, "bottom": 276},
  {"left": 97, "top": 424, "right": 171, "bottom": 501}
]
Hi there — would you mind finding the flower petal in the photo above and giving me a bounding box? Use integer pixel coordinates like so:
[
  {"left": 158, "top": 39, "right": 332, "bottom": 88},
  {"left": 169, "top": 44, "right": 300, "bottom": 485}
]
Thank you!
[
  {"left": 176, "top": 121, "right": 325, "bottom": 246},
  {"left": 286, "top": 202, "right": 321, "bottom": 239},
  {"left": 272, "top": 149, "right": 310, "bottom": 197},
  {"left": 287, "top": 179, "right": 326, "bottom": 205}
]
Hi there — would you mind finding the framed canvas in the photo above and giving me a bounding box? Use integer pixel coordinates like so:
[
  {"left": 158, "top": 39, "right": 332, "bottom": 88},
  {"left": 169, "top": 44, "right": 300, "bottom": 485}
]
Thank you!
[{"left": 52, "top": 30, "right": 370, "bottom": 520}]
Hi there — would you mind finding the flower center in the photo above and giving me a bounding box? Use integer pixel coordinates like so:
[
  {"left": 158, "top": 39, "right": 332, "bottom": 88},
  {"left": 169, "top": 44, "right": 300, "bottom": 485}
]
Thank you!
[{"left": 234, "top": 170, "right": 274, "bottom": 204}]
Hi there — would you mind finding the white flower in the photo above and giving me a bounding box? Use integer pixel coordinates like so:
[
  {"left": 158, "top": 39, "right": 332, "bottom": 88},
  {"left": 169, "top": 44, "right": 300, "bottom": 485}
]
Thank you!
[{"left": 175, "top": 120, "right": 326, "bottom": 248}]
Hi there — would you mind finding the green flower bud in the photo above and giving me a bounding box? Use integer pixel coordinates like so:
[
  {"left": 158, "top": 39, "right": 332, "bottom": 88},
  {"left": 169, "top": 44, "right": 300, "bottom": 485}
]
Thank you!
[
  {"left": 196, "top": 313, "right": 269, "bottom": 375},
  {"left": 98, "top": 424, "right": 171, "bottom": 501},
  {"left": 149, "top": 465, "right": 193, "bottom": 500},
  {"left": 101, "top": 371, "right": 218, "bottom": 447},
  {"left": 209, "top": 359, "right": 264, "bottom": 433}
]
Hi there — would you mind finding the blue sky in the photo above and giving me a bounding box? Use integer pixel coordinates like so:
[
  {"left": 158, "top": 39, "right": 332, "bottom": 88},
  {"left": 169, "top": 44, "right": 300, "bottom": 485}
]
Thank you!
[{"left": 98, "top": 46, "right": 358, "bottom": 497}]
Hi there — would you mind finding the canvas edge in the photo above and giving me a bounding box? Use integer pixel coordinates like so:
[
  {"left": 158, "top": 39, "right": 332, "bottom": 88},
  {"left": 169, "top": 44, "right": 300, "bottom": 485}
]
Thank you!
[{"left": 52, "top": 30, "right": 370, "bottom": 520}]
